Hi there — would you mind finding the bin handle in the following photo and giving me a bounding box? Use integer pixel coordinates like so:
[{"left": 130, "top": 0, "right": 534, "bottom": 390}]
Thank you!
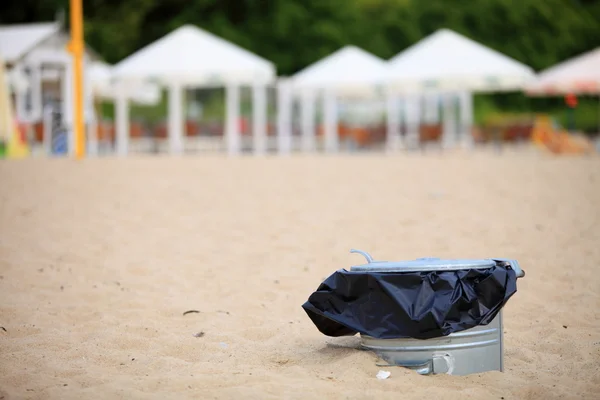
[{"left": 350, "top": 248, "right": 374, "bottom": 263}]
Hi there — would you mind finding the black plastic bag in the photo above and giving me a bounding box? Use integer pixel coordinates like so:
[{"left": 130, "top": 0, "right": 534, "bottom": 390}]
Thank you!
[{"left": 301, "top": 260, "right": 517, "bottom": 340}]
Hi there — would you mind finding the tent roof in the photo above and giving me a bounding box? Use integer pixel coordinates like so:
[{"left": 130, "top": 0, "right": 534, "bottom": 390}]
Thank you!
[
  {"left": 88, "top": 61, "right": 160, "bottom": 105},
  {"left": 291, "top": 46, "right": 387, "bottom": 97},
  {"left": 0, "top": 22, "right": 60, "bottom": 64},
  {"left": 113, "top": 24, "right": 275, "bottom": 86},
  {"left": 387, "top": 29, "right": 535, "bottom": 93},
  {"left": 89, "top": 61, "right": 112, "bottom": 84},
  {"left": 525, "top": 47, "right": 600, "bottom": 95}
]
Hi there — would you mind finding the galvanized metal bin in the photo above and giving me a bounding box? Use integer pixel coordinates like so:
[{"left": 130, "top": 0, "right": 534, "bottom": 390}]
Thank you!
[{"left": 349, "top": 250, "right": 525, "bottom": 376}]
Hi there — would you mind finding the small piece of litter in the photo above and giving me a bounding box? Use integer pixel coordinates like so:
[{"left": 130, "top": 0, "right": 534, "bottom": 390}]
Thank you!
[
  {"left": 183, "top": 310, "right": 200, "bottom": 316},
  {"left": 219, "top": 342, "right": 228, "bottom": 349},
  {"left": 376, "top": 370, "right": 391, "bottom": 380},
  {"left": 193, "top": 332, "right": 205, "bottom": 338}
]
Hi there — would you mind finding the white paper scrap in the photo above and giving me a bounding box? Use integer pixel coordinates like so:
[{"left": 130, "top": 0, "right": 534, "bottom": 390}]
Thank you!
[{"left": 376, "top": 370, "right": 391, "bottom": 380}]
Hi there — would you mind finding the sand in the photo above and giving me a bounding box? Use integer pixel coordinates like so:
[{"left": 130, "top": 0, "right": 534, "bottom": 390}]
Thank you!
[{"left": 0, "top": 148, "right": 599, "bottom": 399}]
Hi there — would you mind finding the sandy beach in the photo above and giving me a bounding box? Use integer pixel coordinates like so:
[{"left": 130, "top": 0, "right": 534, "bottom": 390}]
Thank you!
[{"left": 0, "top": 148, "right": 599, "bottom": 399}]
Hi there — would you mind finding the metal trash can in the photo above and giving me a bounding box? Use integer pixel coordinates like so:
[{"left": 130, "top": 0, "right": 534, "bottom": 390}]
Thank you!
[{"left": 348, "top": 250, "right": 525, "bottom": 376}]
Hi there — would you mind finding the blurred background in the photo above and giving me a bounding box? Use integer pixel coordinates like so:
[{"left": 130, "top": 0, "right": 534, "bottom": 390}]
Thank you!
[{"left": 0, "top": 0, "right": 599, "bottom": 157}]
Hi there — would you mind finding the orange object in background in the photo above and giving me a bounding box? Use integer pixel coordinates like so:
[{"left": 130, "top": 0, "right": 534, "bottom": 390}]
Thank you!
[
  {"left": 96, "top": 122, "right": 115, "bottom": 142},
  {"left": 185, "top": 120, "right": 200, "bottom": 137},
  {"left": 16, "top": 122, "right": 28, "bottom": 143},
  {"left": 67, "top": 0, "right": 85, "bottom": 159},
  {"left": 154, "top": 123, "right": 168, "bottom": 139},
  {"left": 154, "top": 120, "right": 212, "bottom": 138},
  {"left": 502, "top": 123, "right": 533, "bottom": 142},
  {"left": 337, "top": 123, "right": 351, "bottom": 140},
  {"left": 316, "top": 123, "right": 351, "bottom": 138},
  {"left": 239, "top": 117, "right": 249, "bottom": 135},
  {"left": 129, "top": 122, "right": 144, "bottom": 138},
  {"left": 531, "top": 115, "right": 593, "bottom": 155},
  {"left": 33, "top": 122, "right": 44, "bottom": 142},
  {"left": 565, "top": 93, "right": 578, "bottom": 108},
  {"left": 419, "top": 124, "right": 443, "bottom": 142},
  {"left": 350, "top": 127, "right": 370, "bottom": 146}
]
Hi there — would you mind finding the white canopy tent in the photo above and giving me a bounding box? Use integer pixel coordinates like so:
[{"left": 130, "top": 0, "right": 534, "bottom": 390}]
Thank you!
[
  {"left": 0, "top": 23, "right": 33, "bottom": 93},
  {"left": 292, "top": 45, "right": 387, "bottom": 97},
  {"left": 112, "top": 24, "right": 276, "bottom": 156},
  {"left": 386, "top": 29, "right": 536, "bottom": 149},
  {"left": 290, "top": 46, "right": 388, "bottom": 153},
  {"left": 88, "top": 61, "right": 161, "bottom": 106},
  {"left": 86, "top": 61, "right": 161, "bottom": 155},
  {"left": 525, "top": 47, "right": 600, "bottom": 134},
  {"left": 525, "top": 47, "right": 600, "bottom": 95},
  {"left": 16, "top": 46, "right": 101, "bottom": 155},
  {"left": 387, "top": 28, "right": 536, "bottom": 93},
  {"left": 0, "top": 22, "right": 60, "bottom": 65},
  {"left": 1, "top": 22, "right": 108, "bottom": 156}
]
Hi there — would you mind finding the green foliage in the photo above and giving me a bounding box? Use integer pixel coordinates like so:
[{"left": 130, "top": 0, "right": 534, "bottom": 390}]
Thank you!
[
  {"left": 2, "top": 0, "right": 599, "bottom": 131},
  {"left": 541, "top": 97, "right": 599, "bottom": 133}
]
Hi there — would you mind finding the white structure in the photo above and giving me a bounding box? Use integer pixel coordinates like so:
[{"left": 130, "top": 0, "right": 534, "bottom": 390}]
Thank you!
[
  {"left": 525, "top": 47, "right": 600, "bottom": 95},
  {"left": 0, "top": 22, "right": 63, "bottom": 125},
  {"left": 386, "top": 29, "right": 536, "bottom": 149},
  {"left": 88, "top": 61, "right": 160, "bottom": 106},
  {"left": 276, "top": 78, "right": 293, "bottom": 155},
  {"left": 387, "top": 29, "right": 536, "bottom": 92},
  {"left": 525, "top": 47, "right": 600, "bottom": 134},
  {"left": 86, "top": 61, "right": 161, "bottom": 155},
  {"left": 112, "top": 24, "right": 276, "bottom": 156},
  {"left": 0, "top": 22, "right": 61, "bottom": 65},
  {"left": 291, "top": 46, "right": 388, "bottom": 153},
  {"left": 0, "top": 21, "right": 103, "bottom": 155}
]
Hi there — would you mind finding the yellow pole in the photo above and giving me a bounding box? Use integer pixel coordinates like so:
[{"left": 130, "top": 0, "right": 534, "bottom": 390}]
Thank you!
[{"left": 68, "top": 0, "right": 85, "bottom": 159}]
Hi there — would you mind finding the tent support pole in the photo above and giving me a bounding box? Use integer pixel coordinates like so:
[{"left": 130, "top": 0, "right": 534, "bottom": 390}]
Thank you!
[
  {"left": 323, "top": 89, "right": 338, "bottom": 153},
  {"left": 115, "top": 83, "right": 129, "bottom": 156},
  {"left": 225, "top": 82, "right": 241, "bottom": 156},
  {"left": 301, "top": 89, "right": 316, "bottom": 153},
  {"left": 168, "top": 81, "right": 184, "bottom": 155},
  {"left": 385, "top": 89, "right": 401, "bottom": 153},
  {"left": 252, "top": 82, "right": 267, "bottom": 155}
]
